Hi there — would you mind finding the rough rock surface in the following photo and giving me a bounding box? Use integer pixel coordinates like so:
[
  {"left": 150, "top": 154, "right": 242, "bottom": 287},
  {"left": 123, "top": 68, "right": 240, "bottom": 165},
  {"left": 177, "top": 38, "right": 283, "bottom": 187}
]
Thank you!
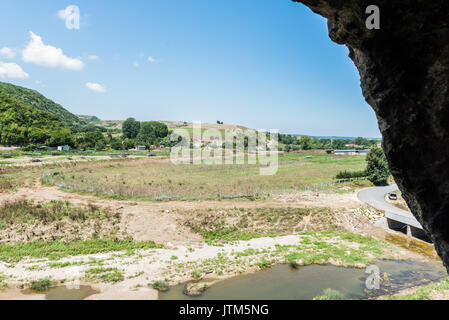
[{"left": 293, "top": 0, "right": 449, "bottom": 270}]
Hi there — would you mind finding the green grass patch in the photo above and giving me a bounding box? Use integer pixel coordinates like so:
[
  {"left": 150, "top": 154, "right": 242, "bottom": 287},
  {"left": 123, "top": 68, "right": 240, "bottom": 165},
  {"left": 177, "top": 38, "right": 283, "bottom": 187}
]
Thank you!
[
  {"left": 388, "top": 277, "right": 449, "bottom": 300},
  {"left": 0, "top": 239, "right": 162, "bottom": 263},
  {"left": 30, "top": 279, "right": 53, "bottom": 292},
  {"left": 152, "top": 280, "right": 169, "bottom": 292},
  {"left": 198, "top": 226, "right": 275, "bottom": 244},
  {"left": 43, "top": 152, "right": 367, "bottom": 201},
  {"left": 85, "top": 267, "right": 124, "bottom": 283}
]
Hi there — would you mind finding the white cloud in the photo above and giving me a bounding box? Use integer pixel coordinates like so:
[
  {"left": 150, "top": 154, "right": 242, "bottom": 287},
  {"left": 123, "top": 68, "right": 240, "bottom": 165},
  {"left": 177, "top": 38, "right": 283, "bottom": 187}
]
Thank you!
[
  {"left": 0, "top": 62, "right": 29, "bottom": 79},
  {"left": 88, "top": 55, "right": 99, "bottom": 61},
  {"left": 133, "top": 61, "right": 140, "bottom": 68},
  {"left": 22, "top": 31, "right": 84, "bottom": 70},
  {"left": 148, "top": 56, "right": 156, "bottom": 63},
  {"left": 0, "top": 47, "right": 16, "bottom": 59},
  {"left": 57, "top": 9, "right": 68, "bottom": 20},
  {"left": 86, "top": 82, "right": 106, "bottom": 93}
]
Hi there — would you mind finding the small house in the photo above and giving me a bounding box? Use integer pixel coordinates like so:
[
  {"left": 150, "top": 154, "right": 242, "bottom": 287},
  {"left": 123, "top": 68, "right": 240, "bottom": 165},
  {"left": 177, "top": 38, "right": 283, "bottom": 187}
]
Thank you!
[
  {"left": 57, "top": 145, "right": 70, "bottom": 151},
  {"left": 136, "top": 146, "right": 147, "bottom": 151}
]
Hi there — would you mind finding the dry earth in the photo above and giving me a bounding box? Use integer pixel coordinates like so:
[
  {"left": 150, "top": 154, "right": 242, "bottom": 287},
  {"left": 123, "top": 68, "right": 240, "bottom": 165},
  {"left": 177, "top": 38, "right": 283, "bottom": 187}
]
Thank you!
[{"left": 0, "top": 180, "right": 441, "bottom": 300}]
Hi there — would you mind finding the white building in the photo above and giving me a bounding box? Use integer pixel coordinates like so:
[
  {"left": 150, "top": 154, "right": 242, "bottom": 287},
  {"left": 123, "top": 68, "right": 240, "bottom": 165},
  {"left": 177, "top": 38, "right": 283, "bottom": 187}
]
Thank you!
[
  {"left": 334, "top": 149, "right": 370, "bottom": 156},
  {"left": 57, "top": 145, "right": 70, "bottom": 151}
]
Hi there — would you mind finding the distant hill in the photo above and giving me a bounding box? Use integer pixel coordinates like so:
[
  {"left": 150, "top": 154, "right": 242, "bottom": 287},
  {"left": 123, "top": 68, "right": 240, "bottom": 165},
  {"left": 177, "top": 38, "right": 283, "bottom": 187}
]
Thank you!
[
  {"left": 78, "top": 115, "right": 101, "bottom": 123},
  {"left": 0, "top": 90, "right": 70, "bottom": 146},
  {"left": 0, "top": 81, "right": 85, "bottom": 130},
  {"left": 291, "top": 134, "right": 382, "bottom": 141}
]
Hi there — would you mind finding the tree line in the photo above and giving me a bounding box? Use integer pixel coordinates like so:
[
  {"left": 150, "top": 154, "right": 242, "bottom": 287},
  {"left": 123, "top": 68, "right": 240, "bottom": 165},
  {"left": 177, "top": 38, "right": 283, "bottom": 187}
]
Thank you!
[{"left": 279, "top": 134, "right": 379, "bottom": 152}]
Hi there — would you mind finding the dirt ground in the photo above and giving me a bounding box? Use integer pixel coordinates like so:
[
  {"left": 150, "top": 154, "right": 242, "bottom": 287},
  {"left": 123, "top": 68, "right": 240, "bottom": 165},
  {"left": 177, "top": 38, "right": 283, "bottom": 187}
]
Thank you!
[
  {"left": 0, "top": 180, "right": 370, "bottom": 246},
  {"left": 0, "top": 179, "right": 442, "bottom": 300}
]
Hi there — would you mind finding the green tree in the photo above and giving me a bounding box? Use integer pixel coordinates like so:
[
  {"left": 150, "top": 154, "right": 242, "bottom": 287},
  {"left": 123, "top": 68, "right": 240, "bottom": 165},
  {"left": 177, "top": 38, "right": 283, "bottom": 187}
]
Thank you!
[
  {"left": 331, "top": 139, "right": 346, "bottom": 149},
  {"left": 151, "top": 121, "right": 169, "bottom": 138},
  {"left": 299, "top": 136, "right": 313, "bottom": 150},
  {"left": 46, "top": 128, "right": 75, "bottom": 147},
  {"left": 109, "top": 137, "right": 123, "bottom": 150},
  {"left": 75, "top": 131, "right": 106, "bottom": 150},
  {"left": 136, "top": 121, "right": 169, "bottom": 145},
  {"left": 366, "top": 147, "right": 390, "bottom": 185},
  {"left": 354, "top": 137, "right": 370, "bottom": 147},
  {"left": 123, "top": 138, "right": 136, "bottom": 150},
  {"left": 122, "top": 117, "right": 141, "bottom": 139}
]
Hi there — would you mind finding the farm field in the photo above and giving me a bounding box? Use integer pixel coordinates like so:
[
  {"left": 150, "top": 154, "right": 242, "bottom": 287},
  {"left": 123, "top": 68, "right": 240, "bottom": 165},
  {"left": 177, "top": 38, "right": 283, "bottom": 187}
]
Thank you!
[{"left": 42, "top": 153, "right": 368, "bottom": 201}]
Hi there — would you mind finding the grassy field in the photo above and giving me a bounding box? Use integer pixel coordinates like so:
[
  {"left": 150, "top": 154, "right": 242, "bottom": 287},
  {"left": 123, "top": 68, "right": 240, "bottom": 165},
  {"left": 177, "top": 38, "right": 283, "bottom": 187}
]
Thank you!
[
  {"left": 0, "top": 239, "right": 162, "bottom": 263},
  {"left": 388, "top": 277, "right": 449, "bottom": 300},
  {"left": 0, "top": 153, "right": 168, "bottom": 191},
  {"left": 42, "top": 153, "right": 367, "bottom": 201},
  {"left": 177, "top": 206, "right": 338, "bottom": 244}
]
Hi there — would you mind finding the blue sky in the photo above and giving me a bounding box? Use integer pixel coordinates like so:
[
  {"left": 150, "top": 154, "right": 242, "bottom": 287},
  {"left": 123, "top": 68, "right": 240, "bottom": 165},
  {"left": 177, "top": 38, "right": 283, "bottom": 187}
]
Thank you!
[{"left": 0, "top": 0, "right": 381, "bottom": 138}]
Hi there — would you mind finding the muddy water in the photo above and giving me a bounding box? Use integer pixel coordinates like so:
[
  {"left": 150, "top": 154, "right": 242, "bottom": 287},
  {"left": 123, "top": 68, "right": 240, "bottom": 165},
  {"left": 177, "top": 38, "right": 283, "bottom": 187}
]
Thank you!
[
  {"left": 21, "top": 285, "right": 99, "bottom": 300},
  {"left": 44, "top": 285, "right": 99, "bottom": 300},
  {"left": 159, "top": 260, "right": 446, "bottom": 300}
]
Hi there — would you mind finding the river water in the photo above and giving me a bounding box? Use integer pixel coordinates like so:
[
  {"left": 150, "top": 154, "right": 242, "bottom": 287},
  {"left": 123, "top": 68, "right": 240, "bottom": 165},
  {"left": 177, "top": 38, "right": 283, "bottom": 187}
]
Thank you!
[{"left": 159, "top": 260, "right": 446, "bottom": 300}]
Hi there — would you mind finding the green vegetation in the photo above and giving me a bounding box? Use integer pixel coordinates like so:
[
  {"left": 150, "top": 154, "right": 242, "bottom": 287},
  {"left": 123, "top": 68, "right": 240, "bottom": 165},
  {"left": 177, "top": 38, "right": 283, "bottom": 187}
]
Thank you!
[
  {"left": 0, "top": 81, "right": 83, "bottom": 130},
  {"left": 45, "top": 153, "right": 367, "bottom": 201},
  {"left": 0, "top": 239, "right": 162, "bottom": 263},
  {"left": 366, "top": 147, "right": 390, "bottom": 185},
  {"left": 85, "top": 267, "right": 124, "bottom": 283},
  {"left": 0, "top": 273, "right": 8, "bottom": 290},
  {"left": 136, "top": 121, "right": 169, "bottom": 146},
  {"left": 388, "top": 277, "right": 449, "bottom": 300},
  {"left": 0, "top": 82, "right": 172, "bottom": 151},
  {"left": 122, "top": 117, "right": 141, "bottom": 139},
  {"left": 152, "top": 280, "right": 169, "bottom": 292},
  {"left": 313, "top": 288, "right": 344, "bottom": 300},
  {"left": 30, "top": 279, "right": 53, "bottom": 291},
  {"left": 335, "top": 170, "right": 367, "bottom": 179},
  {"left": 182, "top": 207, "right": 340, "bottom": 245},
  {"left": 284, "top": 235, "right": 381, "bottom": 265},
  {"left": 0, "top": 199, "right": 117, "bottom": 224},
  {"left": 0, "top": 90, "right": 73, "bottom": 146},
  {"left": 198, "top": 227, "right": 271, "bottom": 244},
  {"left": 279, "top": 134, "right": 380, "bottom": 152},
  {"left": 164, "top": 230, "right": 391, "bottom": 284}
]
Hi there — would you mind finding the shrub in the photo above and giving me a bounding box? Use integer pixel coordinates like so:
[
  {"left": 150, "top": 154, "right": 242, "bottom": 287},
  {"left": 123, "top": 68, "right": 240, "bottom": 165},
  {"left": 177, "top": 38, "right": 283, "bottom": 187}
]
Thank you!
[
  {"left": 30, "top": 279, "right": 52, "bottom": 292},
  {"left": 335, "top": 170, "right": 366, "bottom": 179},
  {"left": 313, "top": 288, "right": 344, "bottom": 300},
  {"left": 289, "top": 260, "right": 300, "bottom": 269},
  {"left": 152, "top": 281, "right": 169, "bottom": 292}
]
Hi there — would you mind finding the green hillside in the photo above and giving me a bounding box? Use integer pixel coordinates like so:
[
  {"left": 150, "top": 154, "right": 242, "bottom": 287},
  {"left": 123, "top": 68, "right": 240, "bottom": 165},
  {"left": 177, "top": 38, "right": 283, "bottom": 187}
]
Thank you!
[
  {"left": 0, "top": 90, "right": 73, "bottom": 146},
  {"left": 0, "top": 81, "right": 85, "bottom": 130}
]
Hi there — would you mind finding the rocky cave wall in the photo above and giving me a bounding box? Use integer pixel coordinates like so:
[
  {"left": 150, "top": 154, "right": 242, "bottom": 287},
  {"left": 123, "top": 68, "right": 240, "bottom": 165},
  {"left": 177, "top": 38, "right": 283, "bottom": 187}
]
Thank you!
[{"left": 292, "top": 0, "right": 449, "bottom": 270}]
